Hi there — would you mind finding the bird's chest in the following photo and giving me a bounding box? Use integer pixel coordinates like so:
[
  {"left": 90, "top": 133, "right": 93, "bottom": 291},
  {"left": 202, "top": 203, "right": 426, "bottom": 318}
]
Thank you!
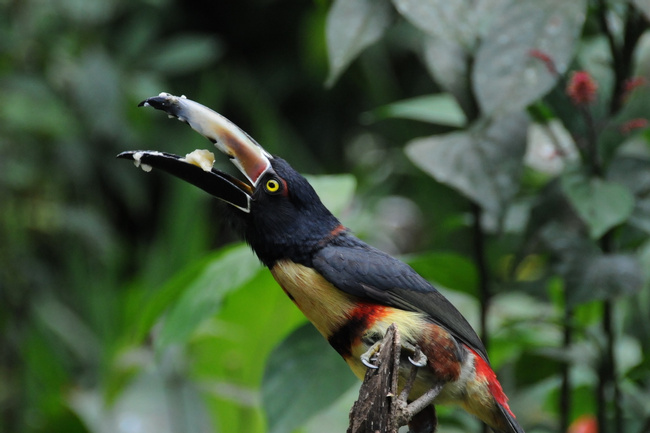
[{"left": 270, "top": 259, "right": 357, "bottom": 338}]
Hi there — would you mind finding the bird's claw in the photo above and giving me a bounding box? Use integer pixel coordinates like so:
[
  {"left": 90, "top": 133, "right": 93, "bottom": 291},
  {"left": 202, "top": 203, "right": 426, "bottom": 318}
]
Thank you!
[
  {"left": 360, "top": 340, "right": 382, "bottom": 369},
  {"left": 405, "top": 342, "right": 428, "bottom": 368},
  {"left": 360, "top": 340, "right": 428, "bottom": 369},
  {"left": 361, "top": 357, "right": 379, "bottom": 369}
]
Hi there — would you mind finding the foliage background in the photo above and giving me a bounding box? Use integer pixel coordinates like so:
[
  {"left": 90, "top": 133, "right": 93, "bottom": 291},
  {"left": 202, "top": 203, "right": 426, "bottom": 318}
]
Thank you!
[{"left": 2, "top": 0, "right": 650, "bottom": 433}]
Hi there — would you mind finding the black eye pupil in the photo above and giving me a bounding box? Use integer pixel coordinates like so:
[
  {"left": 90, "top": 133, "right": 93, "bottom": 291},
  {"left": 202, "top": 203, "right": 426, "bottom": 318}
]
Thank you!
[{"left": 267, "top": 179, "right": 279, "bottom": 192}]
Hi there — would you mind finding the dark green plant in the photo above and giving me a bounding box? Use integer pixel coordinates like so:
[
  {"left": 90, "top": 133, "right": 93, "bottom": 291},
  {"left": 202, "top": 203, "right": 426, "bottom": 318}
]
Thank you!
[{"left": 3, "top": 1, "right": 650, "bottom": 433}]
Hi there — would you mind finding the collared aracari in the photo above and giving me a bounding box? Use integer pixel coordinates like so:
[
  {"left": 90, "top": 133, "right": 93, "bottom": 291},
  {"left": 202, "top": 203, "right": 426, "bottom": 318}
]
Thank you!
[{"left": 119, "top": 93, "right": 524, "bottom": 433}]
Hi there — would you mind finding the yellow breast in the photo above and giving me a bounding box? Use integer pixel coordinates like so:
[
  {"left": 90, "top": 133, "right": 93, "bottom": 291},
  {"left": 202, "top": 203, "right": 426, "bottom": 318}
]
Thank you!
[{"left": 271, "top": 259, "right": 357, "bottom": 338}]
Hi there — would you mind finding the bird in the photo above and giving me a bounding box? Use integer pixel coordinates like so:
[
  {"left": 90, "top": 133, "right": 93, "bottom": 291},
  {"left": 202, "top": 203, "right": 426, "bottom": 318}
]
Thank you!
[{"left": 118, "top": 93, "right": 524, "bottom": 433}]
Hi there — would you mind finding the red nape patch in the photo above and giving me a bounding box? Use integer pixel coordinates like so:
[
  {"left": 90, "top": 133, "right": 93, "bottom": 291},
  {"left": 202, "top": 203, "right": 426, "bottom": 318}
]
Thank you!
[
  {"left": 330, "top": 224, "right": 347, "bottom": 237},
  {"left": 467, "top": 347, "right": 515, "bottom": 418},
  {"left": 318, "top": 224, "right": 348, "bottom": 248}
]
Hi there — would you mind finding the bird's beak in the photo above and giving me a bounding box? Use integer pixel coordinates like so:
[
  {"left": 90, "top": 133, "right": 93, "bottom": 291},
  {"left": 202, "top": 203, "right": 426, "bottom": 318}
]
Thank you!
[
  {"left": 117, "top": 150, "right": 254, "bottom": 212},
  {"left": 118, "top": 93, "right": 275, "bottom": 213}
]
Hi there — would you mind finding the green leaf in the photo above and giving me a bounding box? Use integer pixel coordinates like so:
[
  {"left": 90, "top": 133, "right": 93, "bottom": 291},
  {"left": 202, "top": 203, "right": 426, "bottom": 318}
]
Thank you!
[
  {"left": 1, "top": 76, "right": 77, "bottom": 138},
  {"left": 183, "top": 269, "right": 306, "bottom": 431},
  {"left": 405, "top": 112, "right": 528, "bottom": 212},
  {"left": 55, "top": 0, "right": 116, "bottom": 24},
  {"left": 568, "top": 254, "right": 644, "bottom": 305},
  {"left": 393, "top": 0, "right": 523, "bottom": 48},
  {"left": 608, "top": 156, "right": 650, "bottom": 235},
  {"left": 69, "top": 48, "right": 125, "bottom": 139},
  {"left": 406, "top": 251, "right": 478, "bottom": 297},
  {"left": 190, "top": 270, "right": 307, "bottom": 432},
  {"left": 302, "top": 386, "right": 360, "bottom": 433},
  {"left": 598, "top": 84, "right": 650, "bottom": 163},
  {"left": 147, "top": 34, "right": 222, "bottom": 75},
  {"left": 632, "top": 0, "right": 650, "bottom": 21},
  {"left": 305, "top": 174, "right": 357, "bottom": 216},
  {"left": 364, "top": 94, "right": 466, "bottom": 127},
  {"left": 422, "top": 37, "right": 473, "bottom": 116},
  {"left": 473, "top": 0, "right": 587, "bottom": 116},
  {"left": 129, "top": 250, "right": 218, "bottom": 344},
  {"left": 262, "top": 324, "right": 357, "bottom": 433},
  {"left": 156, "top": 244, "right": 263, "bottom": 349},
  {"left": 561, "top": 173, "right": 635, "bottom": 239},
  {"left": 325, "top": 0, "right": 393, "bottom": 87},
  {"left": 70, "top": 370, "right": 213, "bottom": 433},
  {"left": 392, "top": 0, "right": 477, "bottom": 48},
  {"left": 392, "top": 0, "right": 465, "bottom": 41}
]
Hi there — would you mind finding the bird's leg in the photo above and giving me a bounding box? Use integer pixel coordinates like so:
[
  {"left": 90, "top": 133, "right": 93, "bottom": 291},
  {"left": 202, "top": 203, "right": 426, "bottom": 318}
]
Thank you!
[
  {"left": 399, "top": 345, "right": 424, "bottom": 400},
  {"left": 361, "top": 339, "right": 428, "bottom": 369},
  {"left": 360, "top": 340, "right": 383, "bottom": 369},
  {"left": 395, "top": 346, "right": 442, "bottom": 433},
  {"left": 403, "top": 341, "right": 428, "bottom": 367}
]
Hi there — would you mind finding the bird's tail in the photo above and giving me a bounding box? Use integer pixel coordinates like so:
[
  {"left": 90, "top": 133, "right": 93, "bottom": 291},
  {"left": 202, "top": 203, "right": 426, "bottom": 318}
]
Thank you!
[
  {"left": 463, "top": 347, "right": 525, "bottom": 433},
  {"left": 495, "top": 403, "right": 525, "bottom": 433}
]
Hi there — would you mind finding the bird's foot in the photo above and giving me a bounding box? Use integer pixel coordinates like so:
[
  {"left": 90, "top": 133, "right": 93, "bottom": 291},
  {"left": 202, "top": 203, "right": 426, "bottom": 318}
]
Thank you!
[
  {"left": 361, "top": 340, "right": 428, "bottom": 369},
  {"left": 397, "top": 350, "right": 443, "bottom": 433},
  {"left": 360, "top": 340, "right": 382, "bottom": 369},
  {"left": 405, "top": 342, "right": 428, "bottom": 367}
]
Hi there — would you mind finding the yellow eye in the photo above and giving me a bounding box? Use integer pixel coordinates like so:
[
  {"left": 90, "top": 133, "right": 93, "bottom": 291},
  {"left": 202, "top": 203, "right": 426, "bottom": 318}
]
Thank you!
[{"left": 265, "top": 179, "right": 280, "bottom": 193}]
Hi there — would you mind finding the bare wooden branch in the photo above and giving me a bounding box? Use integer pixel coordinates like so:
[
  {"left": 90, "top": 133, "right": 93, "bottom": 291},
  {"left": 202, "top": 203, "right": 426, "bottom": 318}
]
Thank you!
[
  {"left": 347, "top": 324, "right": 443, "bottom": 433},
  {"left": 347, "top": 324, "right": 400, "bottom": 433}
]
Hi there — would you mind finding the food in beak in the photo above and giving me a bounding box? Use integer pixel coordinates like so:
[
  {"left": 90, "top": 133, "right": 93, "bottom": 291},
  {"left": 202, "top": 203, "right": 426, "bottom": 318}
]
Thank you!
[{"left": 182, "top": 149, "right": 215, "bottom": 172}]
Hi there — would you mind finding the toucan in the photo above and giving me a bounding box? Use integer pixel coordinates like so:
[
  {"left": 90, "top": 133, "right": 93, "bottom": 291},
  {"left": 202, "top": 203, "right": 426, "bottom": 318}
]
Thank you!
[{"left": 119, "top": 93, "right": 524, "bottom": 433}]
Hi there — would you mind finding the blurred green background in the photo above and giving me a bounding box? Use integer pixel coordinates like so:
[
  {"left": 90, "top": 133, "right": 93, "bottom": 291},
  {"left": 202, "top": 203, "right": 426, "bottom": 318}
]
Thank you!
[{"left": 2, "top": 0, "right": 650, "bottom": 432}]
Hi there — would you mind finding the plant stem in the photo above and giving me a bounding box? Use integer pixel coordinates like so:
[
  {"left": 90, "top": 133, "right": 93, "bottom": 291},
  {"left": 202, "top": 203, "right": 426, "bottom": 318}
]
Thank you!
[
  {"left": 597, "top": 0, "right": 645, "bottom": 114},
  {"left": 560, "top": 304, "right": 573, "bottom": 433},
  {"left": 591, "top": 3, "right": 646, "bottom": 430}
]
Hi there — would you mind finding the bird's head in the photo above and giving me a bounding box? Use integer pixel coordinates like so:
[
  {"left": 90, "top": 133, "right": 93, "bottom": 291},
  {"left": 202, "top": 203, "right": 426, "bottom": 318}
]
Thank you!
[{"left": 119, "top": 93, "right": 341, "bottom": 266}]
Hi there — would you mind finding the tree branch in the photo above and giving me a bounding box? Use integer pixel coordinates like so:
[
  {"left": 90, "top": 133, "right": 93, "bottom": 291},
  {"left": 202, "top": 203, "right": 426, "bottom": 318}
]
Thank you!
[{"left": 347, "top": 324, "right": 443, "bottom": 433}]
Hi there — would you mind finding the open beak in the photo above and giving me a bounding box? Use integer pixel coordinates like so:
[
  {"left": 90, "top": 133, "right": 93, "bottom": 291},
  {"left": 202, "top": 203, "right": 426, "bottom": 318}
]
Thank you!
[
  {"left": 117, "top": 93, "right": 275, "bottom": 213},
  {"left": 117, "top": 150, "right": 254, "bottom": 212}
]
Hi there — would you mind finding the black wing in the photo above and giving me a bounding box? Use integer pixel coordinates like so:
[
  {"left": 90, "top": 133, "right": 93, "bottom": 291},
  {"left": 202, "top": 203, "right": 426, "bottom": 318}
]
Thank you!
[{"left": 312, "top": 241, "right": 489, "bottom": 362}]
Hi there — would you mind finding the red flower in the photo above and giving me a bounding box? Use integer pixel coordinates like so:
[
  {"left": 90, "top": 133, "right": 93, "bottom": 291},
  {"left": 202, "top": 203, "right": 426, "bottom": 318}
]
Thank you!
[
  {"left": 622, "top": 76, "right": 647, "bottom": 101},
  {"left": 566, "top": 71, "right": 598, "bottom": 106},
  {"left": 624, "top": 76, "right": 646, "bottom": 93},
  {"left": 568, "top": 415, "right": 598, "bottom": 433},
  {"left": 620, "top": 118, "right": 649, "bottom": 134}
]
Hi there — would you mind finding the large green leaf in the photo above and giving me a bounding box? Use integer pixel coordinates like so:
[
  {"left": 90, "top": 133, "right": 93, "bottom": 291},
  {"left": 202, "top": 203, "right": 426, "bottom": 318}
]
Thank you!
[
  {"left": 561, "top": 173, "right": 635, "bottom": 239},
  {"left": 147, "top": 34, "right": 222, "bottom": 75},
  {"left": 473, "top": 0, "right": 586, "bottom": 116},
  {"left": 632, "top": 0, "right": 650, "bottom": 21},
  {"left": 305, "top": 174, "right": 357, "bottom": 216},
  {"left": 405, "top": 112, "right": 528, "bottom": 212},
  {"left": 1, "top": 76, "right": 77, "bottom": 138},
  {"left": 262, "top": 324, "right": 357, "bottom": 433},
  {"left": 70, "top": 370, "right": 213, "bottom": 433},
  {"left": 191, "top": 270, "right": 307, "bottom": 433},
  {"left": 128, "top": 251, "right": 221, "bottom": 344},
  {"left": 325, "top": 0, "right": 393, "bottom": 87},
  {"left": 156, "top": 244, "right": 263, "bottom": 350},
  {"left": 364, "top": 93, "right": 467, "bottom": 127},
  {"left": 392, "top": 0, "right": 477, "bottom": 48},
  {"left": 607, "top": 156, "right": 650, "bottom": 235},
  {"left": 422, "top": 37, "right": 473, "bottom": 117}
]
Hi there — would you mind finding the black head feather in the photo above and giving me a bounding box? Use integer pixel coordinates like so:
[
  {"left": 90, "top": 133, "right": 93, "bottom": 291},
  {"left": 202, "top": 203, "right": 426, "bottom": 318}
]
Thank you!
[{"left": 240, "top": 158, "right": 342, "bottom": 267}]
